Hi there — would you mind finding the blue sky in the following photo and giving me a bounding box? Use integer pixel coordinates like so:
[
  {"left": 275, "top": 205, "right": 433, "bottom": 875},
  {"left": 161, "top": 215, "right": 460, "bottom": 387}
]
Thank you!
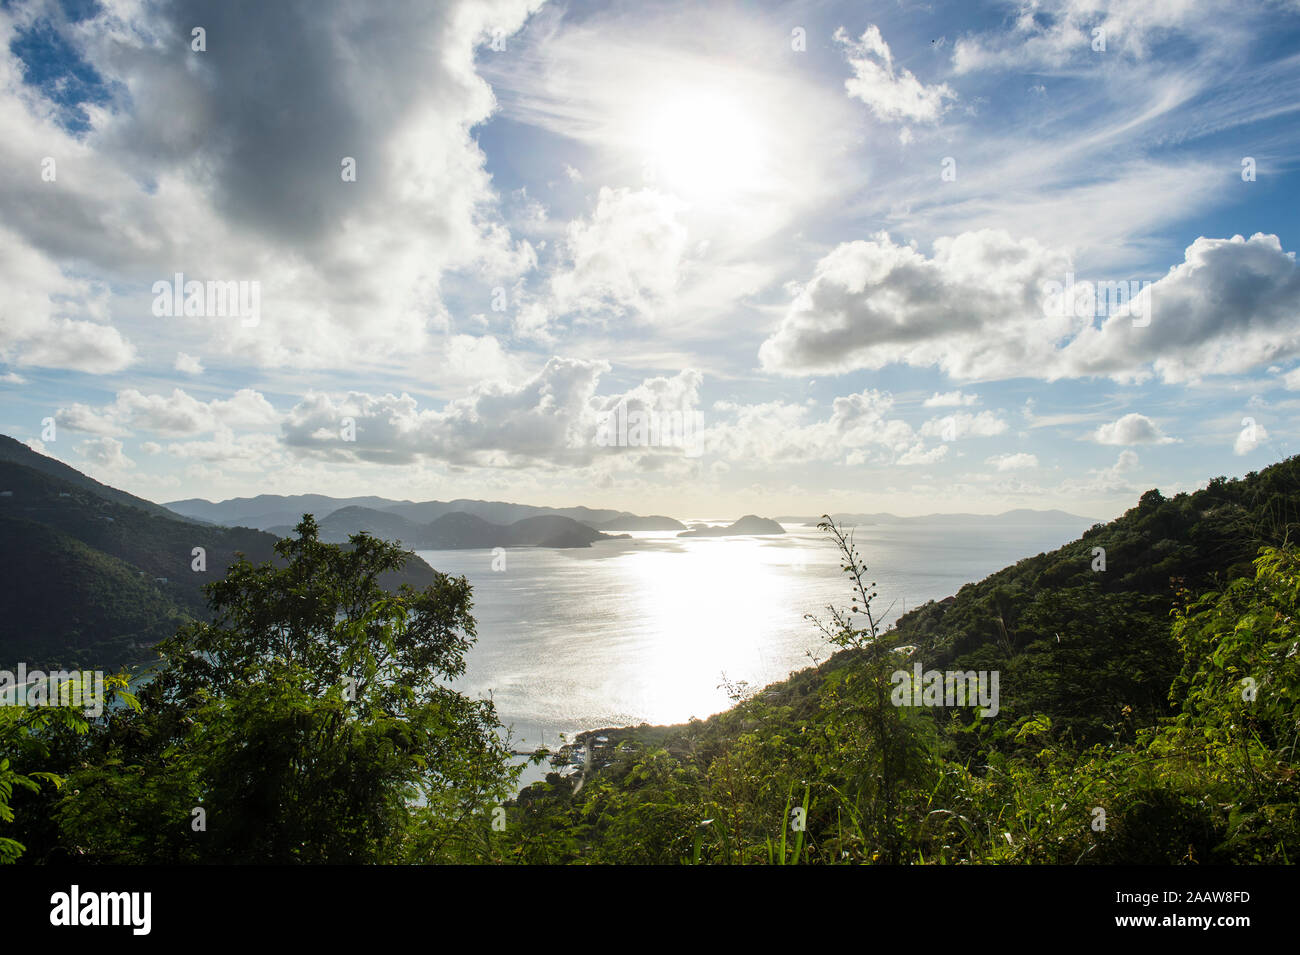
[{"left": 2, "top": 0, "right": 1299, "bottom": 519}]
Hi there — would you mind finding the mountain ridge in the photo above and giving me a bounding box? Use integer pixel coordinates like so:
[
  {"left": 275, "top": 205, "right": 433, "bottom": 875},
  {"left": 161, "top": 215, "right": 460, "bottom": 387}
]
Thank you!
[
  {"left": 316, "top": 506, "right": 621, "bottom": 549},
  {"left": 775, "top": 508, "right": 1098, "bottom": 526},
  {"left": 0, "top": 438, "right": 439, "bottom": 668}
]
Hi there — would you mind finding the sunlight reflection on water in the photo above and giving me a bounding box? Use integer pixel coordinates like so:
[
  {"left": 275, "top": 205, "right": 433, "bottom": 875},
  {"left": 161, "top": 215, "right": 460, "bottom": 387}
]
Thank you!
[{"left": 416, "top": 519, "right": 1091, "bottom": 755}]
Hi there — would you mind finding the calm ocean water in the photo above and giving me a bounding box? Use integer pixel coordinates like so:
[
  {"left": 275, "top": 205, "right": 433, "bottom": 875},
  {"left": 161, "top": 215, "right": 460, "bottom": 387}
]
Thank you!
[{"left": 416, "top": 518, "right": 1093, "bottom": 755}]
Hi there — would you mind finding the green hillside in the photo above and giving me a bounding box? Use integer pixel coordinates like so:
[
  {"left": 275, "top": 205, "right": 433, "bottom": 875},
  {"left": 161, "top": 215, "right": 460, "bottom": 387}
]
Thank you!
[
  {"left": 0, "top": 518, "right": 186, "bottom": 669},
  {"left": 0, "top": 435, "right": 178, "bottom": 520},
  {"left": 0, "top": 457, "right": 280, "bottom": 622},
  {"left": 0, "top": 443, "right": 442, "bottom": 670},
  {"left": 893, "top": 461, "right": 1300, "bottom": 743}
]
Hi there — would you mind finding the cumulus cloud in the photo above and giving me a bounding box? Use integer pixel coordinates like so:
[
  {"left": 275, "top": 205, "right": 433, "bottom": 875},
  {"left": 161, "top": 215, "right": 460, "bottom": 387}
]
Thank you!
[
  {"left": 923, "top": 390, "right": 978, "bottom": 407},
  {"left": 704, "top": 389, "right": 938, "bottom": 468},
  {"left": 282, "top": 358, "right": 635, "bottom": 468},
  {"left": 1114, "top": 449, "right": 1140, "bottom": 473},
  {"left": 77, "top": 436, "right": 132, "bottom": 470},
  {"left": 0, "top": 0, "right": 542, "bottom": 370},
  {"left": 760, "top": 231, "right": 1300, "bottom": 385},
  {"left": 0, "top": 227, "right": 135, "bottom": 374},
  {"left": 175, "top": 352, "right": 204, "bottom": 375},
  {"left": 1092, "top": 413, "right": 1178, "bottom": 446},
  {"left": 1092, "top": 414, "right": 1172, "bottom": 446},
  {"left": 56, "top": 388, "right": 278, "bottom": 438},
  {"left": 1234, "top": 418, "right": 1269, "bottom": 456},
  {"left": 835, "top": 26, "right": 955, "bottom": 123},
  {"left": 987, "top": 452, "right": 1039, "bottom": 471},
  {"left": 921, "top": 410, "right": 1009, "bottom": 441},
  {"left": 896, "top": 443, "right": 949, "bottom": 466},
  {"left": 54, "top": 403, "right": 124, "bottom": 437},
  {"left": 1059, "top": 450, "right": 1141, "bottom": 496},
  {"left": 759, "top": 230, "right": 1071, "bottom": 379},
  {"left": 1064, "top": 234, "right": 1300, "bottom": 383},
  {"left": 545, "top": 187, "right": 690, "bottom": 326},
  {"left": 162, "top": 429, "right": 282, "bottom": 470}
]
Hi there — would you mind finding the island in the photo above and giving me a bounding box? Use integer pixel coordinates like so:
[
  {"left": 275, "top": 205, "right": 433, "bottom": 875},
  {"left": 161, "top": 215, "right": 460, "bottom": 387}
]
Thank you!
[{"left": 676, "top": 515, "right": 786, "bottom": 537}]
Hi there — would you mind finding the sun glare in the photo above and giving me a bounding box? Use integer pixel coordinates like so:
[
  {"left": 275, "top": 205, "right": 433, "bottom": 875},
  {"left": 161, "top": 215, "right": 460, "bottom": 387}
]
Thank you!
[{"left": 638, "top": 91, "right": 767, "bottom": 200}]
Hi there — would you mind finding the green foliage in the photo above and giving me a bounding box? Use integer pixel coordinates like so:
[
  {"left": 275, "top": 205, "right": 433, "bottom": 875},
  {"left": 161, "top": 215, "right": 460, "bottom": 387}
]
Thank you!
[
  {"left": 0, "top": 456, "right": 437, "bottom": 670},
  {"left": 0, "top": 518, "right": 185, "bottom": 670},
  {"left": 0, "top": 673, "right": 134, "bottom": 863},
  {"left": 50, "top": 516, "right": 517, "bottom": 864}
]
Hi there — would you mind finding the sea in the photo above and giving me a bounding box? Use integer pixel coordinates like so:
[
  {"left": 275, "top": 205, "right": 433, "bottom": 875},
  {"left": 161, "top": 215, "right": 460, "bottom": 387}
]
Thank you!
[{"left": 414, "top": 516, "right": 1094, "bottom": 780}]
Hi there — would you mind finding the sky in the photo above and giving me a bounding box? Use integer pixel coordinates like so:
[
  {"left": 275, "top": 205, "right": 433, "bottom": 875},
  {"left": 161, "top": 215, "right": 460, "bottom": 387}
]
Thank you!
[{"left": 2, "top": 0, "right": 1299, "bottom": 520}]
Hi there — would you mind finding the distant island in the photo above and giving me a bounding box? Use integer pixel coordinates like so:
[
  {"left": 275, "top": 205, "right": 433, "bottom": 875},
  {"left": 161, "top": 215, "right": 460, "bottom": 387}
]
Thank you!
[
  {"left": 677, "top": 515, "right": 785, "bottom": 537},
  {"left": 774, "top": 508, "right": 1097, "bottom": 527},
  {"left": 168, "top": 493, "right": 647, "bottom": 533},
  {"left": 307, "top": 506, "right": 623, "bottom": 549},
  {"left": 166, "top": 492, "right": 1097, "bottom": 541},
  {"left": 590, "top": 515, "right": 686, "bottom": 532}
]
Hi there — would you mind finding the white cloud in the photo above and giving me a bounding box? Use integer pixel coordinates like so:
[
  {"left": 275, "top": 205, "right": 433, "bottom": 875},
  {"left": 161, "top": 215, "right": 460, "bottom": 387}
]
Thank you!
[
  {"left": 77, "top": 436, "right": 132, "bottom": 470},
  {"left": 835, "top": 26, "right": 955, "bottom": 123},
  {"left": 55, "top": 403, "right": 124, "bottom": 437},
  {"left": 163, "top": 429, "right": 282, "bottom": 471},
  {"left": 759, "top": 230, "right": 1071, "bottom": 379},
  {"left": 1234, "top": 419, "right": 1269, "bottom": 456},
  {"left": 547, "top": 187, "right": 690, "bottom": 323},
  {"left": 283, "top": 358, "right": 623, "bottom": 468},
  {"left": 921, "top": 410, "right": 1009, "bottom": 440},
  {"left": 1092, "top": 413, "right": 1178, "bottom": 446},
  {"left": 923, "top": 390, "right": 978, "bottom": 407},
  {"left": 1052, "top": 450, "right": 1142, "bottom": 497},
  {"left": 952, "top": 0, "right": 1223, "bottom": 73},
  {"left": 987, "top": 452, "right": 1039, "bottom": 471},
  {"left": 1062, "top": 234, "right": 1300, "bottom": 383},
  {"left": 56, "top": 388, "right": 279, "bottom": 438},
  {"left": 703, "top": 389, "right": 935, "bottom": 468},
  {"left": 760, "top": 231, "right": 1300, "bottom": 384},
  {"left": 0, "top": 222, "right": 136, "bottom": 375},
  {"left": 0, "top": 0, "right": 543, "bottom": 371},
  {"left": 896, "top": 443, "right": 949, "bottom": 466},
  {"left": 175, "top": 353, "right": 204, "bottom": 375}
]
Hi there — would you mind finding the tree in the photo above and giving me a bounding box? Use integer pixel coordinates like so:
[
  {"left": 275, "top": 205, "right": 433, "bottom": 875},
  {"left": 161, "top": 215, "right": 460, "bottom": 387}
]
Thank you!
[
  {"left": 56, "top": 516, "right": 517, "bottom": 863},
  {"left": 0, "top": 673, "right": 134, "bottom": 863}
]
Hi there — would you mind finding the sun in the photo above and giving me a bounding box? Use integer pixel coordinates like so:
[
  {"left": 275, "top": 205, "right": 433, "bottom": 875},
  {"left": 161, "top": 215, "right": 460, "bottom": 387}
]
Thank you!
[{"left": 637, "top": 90, "right": 767, "bottom": 200}]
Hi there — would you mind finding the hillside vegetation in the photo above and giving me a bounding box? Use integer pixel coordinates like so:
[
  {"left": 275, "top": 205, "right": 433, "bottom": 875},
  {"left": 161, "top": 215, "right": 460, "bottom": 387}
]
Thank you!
[{"left": 0, "top": 440, "right": 439, "bottom": 670}]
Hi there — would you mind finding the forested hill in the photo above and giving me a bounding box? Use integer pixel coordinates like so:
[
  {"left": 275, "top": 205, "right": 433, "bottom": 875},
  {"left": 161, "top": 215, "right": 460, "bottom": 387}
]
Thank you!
[
  {"left": 0, "top": 438, "right": 439, "bottom": 670},
  {"left": 0, "top": 434, "right": 177, "bottom": 520},
  {"left": 884, "top": 456, "right": 1300, "bottom": 742}
]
